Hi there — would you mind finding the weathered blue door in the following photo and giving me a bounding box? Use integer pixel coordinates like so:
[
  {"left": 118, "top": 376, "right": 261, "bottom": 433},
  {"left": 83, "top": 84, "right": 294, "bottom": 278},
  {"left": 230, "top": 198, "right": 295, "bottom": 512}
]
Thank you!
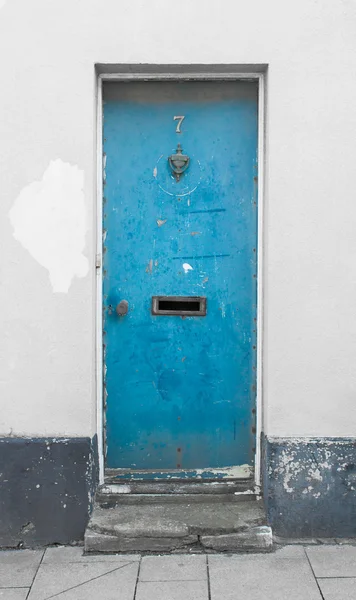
[{"left": 103, "top": 81, "right": 258, "bottom": 474}]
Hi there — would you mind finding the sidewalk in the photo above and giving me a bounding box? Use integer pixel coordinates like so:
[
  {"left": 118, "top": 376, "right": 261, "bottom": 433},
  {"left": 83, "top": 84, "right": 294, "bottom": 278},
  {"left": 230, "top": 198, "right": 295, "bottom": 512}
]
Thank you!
[{"left": 1, "top": 544, "right": 355, "bottom": 600}]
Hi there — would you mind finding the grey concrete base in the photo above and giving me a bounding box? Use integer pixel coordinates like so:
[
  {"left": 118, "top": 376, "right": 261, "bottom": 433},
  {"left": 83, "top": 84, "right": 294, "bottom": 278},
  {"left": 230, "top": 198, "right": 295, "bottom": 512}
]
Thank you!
[
  {"left": 0, "top": 436, "right": 98, "bottom": 547},
  {"left": 85, "top": 500, "right": 271, "bottom": 553},
  {"left": 264, "top": 436, "right": 356, "bottom": 538}
]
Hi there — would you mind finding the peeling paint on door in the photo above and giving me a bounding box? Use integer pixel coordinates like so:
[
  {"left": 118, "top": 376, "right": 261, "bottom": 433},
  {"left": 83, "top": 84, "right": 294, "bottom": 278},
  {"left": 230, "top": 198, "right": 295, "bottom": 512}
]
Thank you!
[{"left": 182, "top": 263, "right": 193, "bottom": 274}]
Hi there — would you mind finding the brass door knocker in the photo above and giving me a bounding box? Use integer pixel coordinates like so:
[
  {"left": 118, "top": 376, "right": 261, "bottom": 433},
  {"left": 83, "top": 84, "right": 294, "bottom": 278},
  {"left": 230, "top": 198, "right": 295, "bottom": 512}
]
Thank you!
[{"left": 168, "top": 143, "right": 190, "bottom": 182}]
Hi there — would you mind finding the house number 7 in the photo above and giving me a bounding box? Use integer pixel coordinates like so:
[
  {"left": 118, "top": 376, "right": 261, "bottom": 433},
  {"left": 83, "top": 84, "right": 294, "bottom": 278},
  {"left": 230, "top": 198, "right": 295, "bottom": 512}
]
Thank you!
[{"left": 173, "top": 116, "right": 185, "bottom": 133}]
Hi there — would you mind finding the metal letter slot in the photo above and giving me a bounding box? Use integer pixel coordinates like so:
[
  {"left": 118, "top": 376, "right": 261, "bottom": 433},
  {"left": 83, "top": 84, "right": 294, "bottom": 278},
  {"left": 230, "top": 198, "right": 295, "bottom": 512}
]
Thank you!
[{"left": 152, "top": 296, "right": 207, "bottom": 317}]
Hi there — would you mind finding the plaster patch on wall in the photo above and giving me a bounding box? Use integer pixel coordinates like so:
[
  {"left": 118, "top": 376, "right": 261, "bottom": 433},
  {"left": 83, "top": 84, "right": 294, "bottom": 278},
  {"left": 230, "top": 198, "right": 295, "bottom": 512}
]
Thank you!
[{"left": 9, "top": 160, "right": 88, "bottom": 293}]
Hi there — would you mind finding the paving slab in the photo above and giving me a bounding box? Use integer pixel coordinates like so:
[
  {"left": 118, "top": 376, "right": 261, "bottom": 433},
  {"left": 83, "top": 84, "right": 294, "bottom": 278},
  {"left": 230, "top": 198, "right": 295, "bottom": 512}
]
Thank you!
[
  {"left": 306, "top": 545, "right": 356, "bottom": 577},
  {"left": 136, "top": 580, "right": 208, "bottom": 600},
  {"left": 208, "top": 546, "right": 321, "bottom": 600},
  {"left": 43, "top": 546, "right": 140, "bottom": 563},
  {"left": 28, "top": 559, "right": 138, "bottom": 600},
  {"left": 0, "top": 591, "right": 29, "bottom": 600},
  {"left": 0, "top": 550, "right": 43, "bottom": 588},
  {"left": 140, "top": 554, "right": 207, "bottom": 581},
  {"left": 318, "top": 577, "right": 356, "bottom": 599}
]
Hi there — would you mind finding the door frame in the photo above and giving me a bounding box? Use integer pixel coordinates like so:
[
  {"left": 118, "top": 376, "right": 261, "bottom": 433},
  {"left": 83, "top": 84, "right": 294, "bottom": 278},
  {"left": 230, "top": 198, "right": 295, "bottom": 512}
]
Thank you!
[{"left": 95, "top": 66, "right": 266, "bottom": 488}]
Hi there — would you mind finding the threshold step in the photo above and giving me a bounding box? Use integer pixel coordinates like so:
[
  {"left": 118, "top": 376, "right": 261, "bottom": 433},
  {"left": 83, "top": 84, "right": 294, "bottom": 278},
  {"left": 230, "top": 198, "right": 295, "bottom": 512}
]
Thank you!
[
  {"left": 99, "top": 479, "right": 254, "bottom": 496},
  {"left": 97, "top": 491, "right": 256, "bottom": 506},
  {"left": 85, "top": 500, "right": 272, "bottom": 554}
]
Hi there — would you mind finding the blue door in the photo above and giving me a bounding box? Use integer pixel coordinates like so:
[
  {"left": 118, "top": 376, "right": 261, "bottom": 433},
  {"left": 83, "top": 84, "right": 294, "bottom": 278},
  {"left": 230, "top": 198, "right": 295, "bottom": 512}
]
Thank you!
[{"left": 103, "top": 81, "right": 258, "bottom": 474}]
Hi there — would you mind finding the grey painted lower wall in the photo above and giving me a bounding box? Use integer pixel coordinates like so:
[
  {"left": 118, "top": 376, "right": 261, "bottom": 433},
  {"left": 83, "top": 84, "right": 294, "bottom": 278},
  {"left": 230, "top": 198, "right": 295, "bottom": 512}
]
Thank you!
[
  {"left": 264, "top": 436, "right": 356, "bottom": 538},
  {"left": 3, "top": 434, "right": 355, "bottom": 545},
  {"left": 0, "top": 436, "right": 98, "bottom": 548}
]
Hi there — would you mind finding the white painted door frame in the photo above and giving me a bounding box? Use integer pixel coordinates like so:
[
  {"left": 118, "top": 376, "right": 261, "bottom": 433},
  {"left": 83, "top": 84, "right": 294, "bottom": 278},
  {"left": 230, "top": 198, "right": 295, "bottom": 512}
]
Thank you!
[{"left": 95, "top": 68, "right": 266, "bottom": 488}]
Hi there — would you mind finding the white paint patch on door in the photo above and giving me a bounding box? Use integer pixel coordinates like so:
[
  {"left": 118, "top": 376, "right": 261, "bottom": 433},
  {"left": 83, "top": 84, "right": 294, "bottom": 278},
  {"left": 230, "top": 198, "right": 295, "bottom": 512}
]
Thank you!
[
  {"left": 182, "top": 263, "right": 193, "bottom": 274},
  {"left": 9, "top": 159, "right": 88, "bottom": 293}
]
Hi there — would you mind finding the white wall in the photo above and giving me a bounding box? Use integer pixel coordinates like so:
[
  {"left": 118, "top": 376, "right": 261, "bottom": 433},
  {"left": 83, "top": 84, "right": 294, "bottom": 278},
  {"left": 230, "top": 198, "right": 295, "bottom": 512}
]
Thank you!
[{"left": 0, "top": 0, "right": 356, "bottom": 438}]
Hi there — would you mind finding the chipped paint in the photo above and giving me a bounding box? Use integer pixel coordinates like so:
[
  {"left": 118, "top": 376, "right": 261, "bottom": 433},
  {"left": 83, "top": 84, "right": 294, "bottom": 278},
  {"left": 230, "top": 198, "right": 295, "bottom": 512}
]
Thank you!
[
  {"left": 107, "top": 465, "right": 252, "bottom": 481},
  {"left": 182, "top": 262, "right": 193, "bottom": 274},
  {"left": 194, "top": 465, "right": 252, "bottom": 479},
  {"left": 9, "top": 159, "right": 88, "bottom": 293},
  {"left": 103, "top": 154, "right": 107, "bottom": 182},
  {"left": 266, "top": 437, "right": 356, "bottom": 538},
  {"left": 101, "top": 484, "right": 131, "bottom": 494},
  {"left": 156, "top": 219, "right": 167, "bottom": 227},
  {"left": 268, "top": 440, "right": 344, "bottom": 497}
]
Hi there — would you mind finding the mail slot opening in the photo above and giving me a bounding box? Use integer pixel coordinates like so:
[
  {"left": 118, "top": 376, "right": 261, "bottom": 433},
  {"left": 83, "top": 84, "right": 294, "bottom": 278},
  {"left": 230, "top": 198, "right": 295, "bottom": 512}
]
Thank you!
[
  {"left": 152, "top": 296, "right": 206, "bottom": 316},
  {"left": 160, "top": 299, "right": 200, "bottom": 311}
]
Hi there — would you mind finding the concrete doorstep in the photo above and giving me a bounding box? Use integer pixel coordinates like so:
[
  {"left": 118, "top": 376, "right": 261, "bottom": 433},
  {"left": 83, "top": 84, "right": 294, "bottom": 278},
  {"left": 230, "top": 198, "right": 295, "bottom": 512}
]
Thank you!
[{"left": 84, "top": 500, "right": 272, "bottom": 553}]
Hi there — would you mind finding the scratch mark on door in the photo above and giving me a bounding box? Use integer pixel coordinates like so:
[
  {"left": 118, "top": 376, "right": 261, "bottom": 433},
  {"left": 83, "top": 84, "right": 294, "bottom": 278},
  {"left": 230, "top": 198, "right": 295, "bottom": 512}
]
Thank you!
[{"left": 146, "top": 259, "right": 153, "bottom": 274}]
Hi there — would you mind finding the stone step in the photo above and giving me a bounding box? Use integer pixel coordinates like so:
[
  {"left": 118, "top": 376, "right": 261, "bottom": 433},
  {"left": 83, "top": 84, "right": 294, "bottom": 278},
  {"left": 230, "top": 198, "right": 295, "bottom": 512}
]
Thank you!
[
  {"left": 85, "top": 500, "right": 272, "bottom": 553},
  {"left": 97, "top": 492, "right": 256, "bottom": 507},
  {"left": 98, "top": 478, "right": 254, "bottom": 497},
  {"left": 96, "top": 482, "right": 256, "bottom": 506}
]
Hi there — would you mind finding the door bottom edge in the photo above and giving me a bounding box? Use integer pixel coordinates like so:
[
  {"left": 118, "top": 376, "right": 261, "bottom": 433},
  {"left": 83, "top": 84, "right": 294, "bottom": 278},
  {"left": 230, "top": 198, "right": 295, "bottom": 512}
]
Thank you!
[{"left": 105, "top": 464, "right": 254, "bottom": 482}]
